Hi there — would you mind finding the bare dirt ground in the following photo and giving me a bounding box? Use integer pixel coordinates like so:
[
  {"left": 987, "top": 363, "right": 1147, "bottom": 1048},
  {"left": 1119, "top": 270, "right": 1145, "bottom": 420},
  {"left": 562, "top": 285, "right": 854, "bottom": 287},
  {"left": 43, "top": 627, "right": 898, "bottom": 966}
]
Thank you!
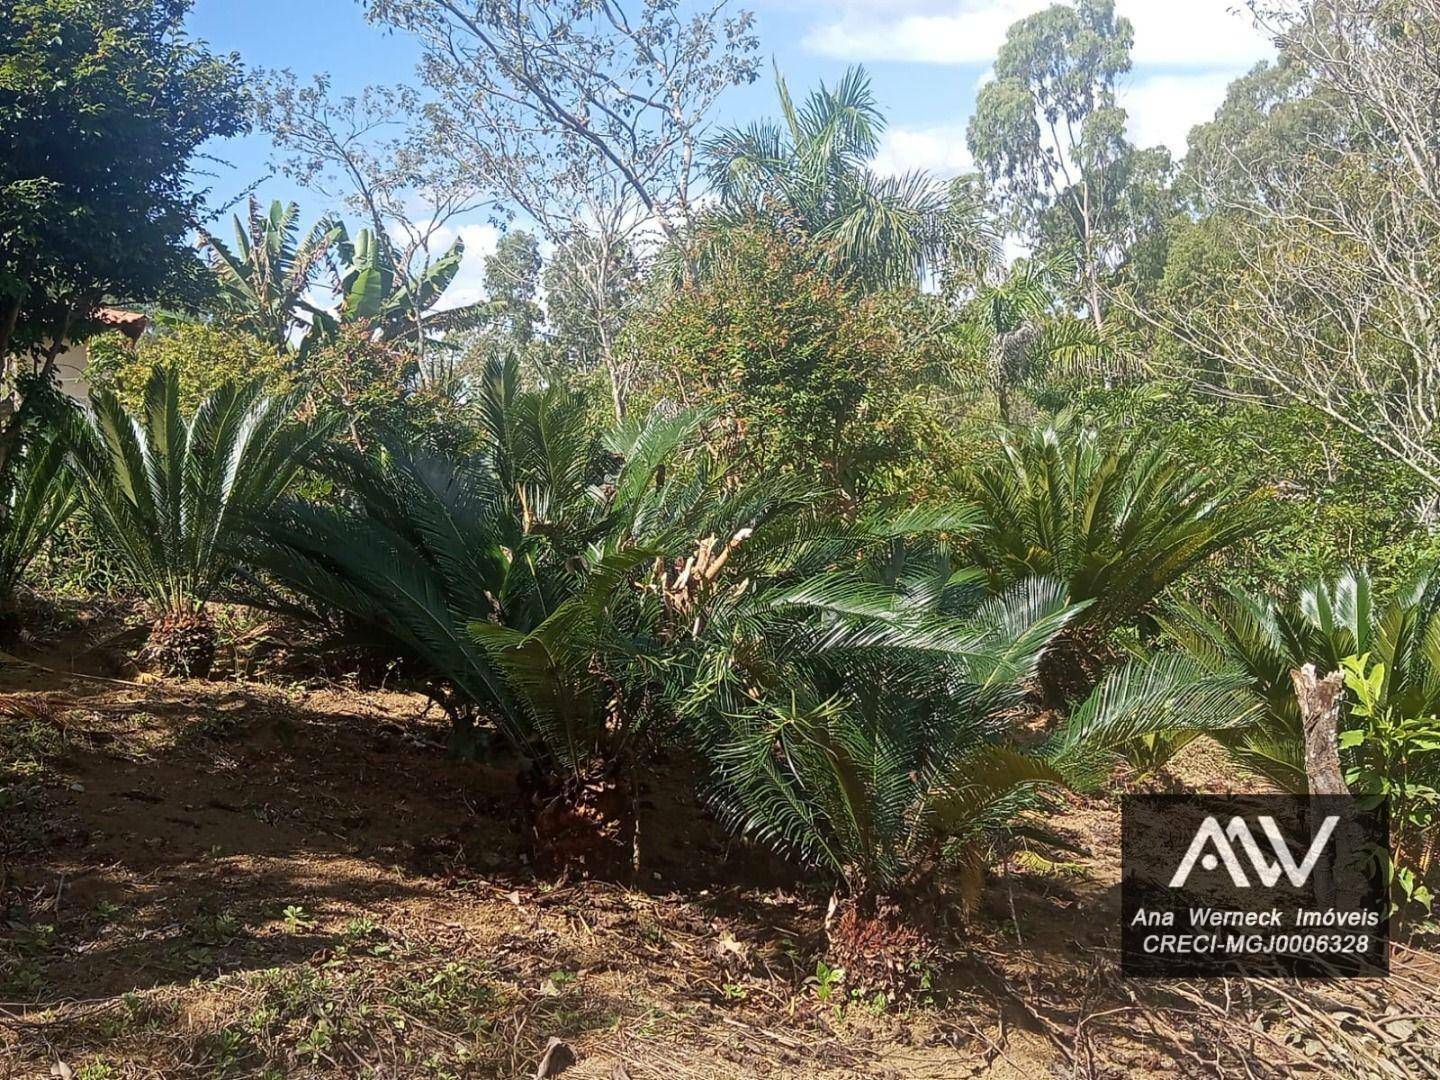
[{"left": 1, "top": 612, "right": 1437, "bottom": 1078}]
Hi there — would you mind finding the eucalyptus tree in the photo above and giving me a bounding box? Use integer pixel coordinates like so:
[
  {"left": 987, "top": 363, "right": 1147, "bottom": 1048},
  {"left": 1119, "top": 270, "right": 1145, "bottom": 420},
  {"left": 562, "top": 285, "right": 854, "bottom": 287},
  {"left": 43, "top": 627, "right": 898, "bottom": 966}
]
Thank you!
[
  {"left": 704, "top": 66, "right": 951, "bottom": 290},
  {"left": 483, "top": 231, "right": 544, "bottom": 347},
  {"left": 966, "top": 0, "right": 1135, "bottom": 329}
]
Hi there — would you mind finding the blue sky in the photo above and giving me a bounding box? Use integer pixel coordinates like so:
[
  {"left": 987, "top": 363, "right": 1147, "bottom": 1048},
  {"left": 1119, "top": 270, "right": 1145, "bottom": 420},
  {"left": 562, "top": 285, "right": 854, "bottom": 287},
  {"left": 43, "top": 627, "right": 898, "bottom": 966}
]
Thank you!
[{"left": 186, "top": 0, "right": 1274, "bottom": 300}]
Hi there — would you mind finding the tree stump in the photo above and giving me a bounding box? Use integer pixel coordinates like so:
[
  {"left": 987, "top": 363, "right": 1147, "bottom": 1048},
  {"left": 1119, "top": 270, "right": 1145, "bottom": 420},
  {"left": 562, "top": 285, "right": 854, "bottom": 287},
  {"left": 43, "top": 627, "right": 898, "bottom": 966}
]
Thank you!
[
  {"left": 1291, "top": 663, "right": 1348, "bottom": 796},
  {"left": 1290, "top": 664, "right": 1351, "bottom": 909}
]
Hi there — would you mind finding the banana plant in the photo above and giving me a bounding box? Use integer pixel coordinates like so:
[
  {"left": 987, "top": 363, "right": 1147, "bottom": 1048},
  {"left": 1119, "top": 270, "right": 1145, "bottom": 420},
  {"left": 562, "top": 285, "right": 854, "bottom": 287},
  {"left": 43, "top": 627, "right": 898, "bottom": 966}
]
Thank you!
[
  {"left": 199, "top": 198, "right": 341, "bottom": 352},
  {"left": 300, "top": 224, "right": 495, "bottom": 356}
]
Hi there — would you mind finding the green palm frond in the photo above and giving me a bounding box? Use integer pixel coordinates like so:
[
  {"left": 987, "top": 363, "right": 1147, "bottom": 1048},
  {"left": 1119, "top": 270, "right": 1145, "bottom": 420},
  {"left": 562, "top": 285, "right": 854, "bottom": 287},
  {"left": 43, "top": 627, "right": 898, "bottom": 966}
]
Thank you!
[
  {"left": 1150, "top": 565, "right": 1440, "bottom": 792},
  {"left": 688, "top": 554, "right": 1089, "bottom": 894},
  {"left": 1056, "top": 654, "right": 1261, "bottom": 785},
  {"left": 703, "top": 64, "right": 967, "bottom": 290},
  {"left": 68, "top": 367, "right": 329, "bottom": 616},
  {"left": 0, "top": 431, "right": 77, "bottom": 605},
  {"left": 965, "top": 417, "right": 1263, "bottom": 642}
]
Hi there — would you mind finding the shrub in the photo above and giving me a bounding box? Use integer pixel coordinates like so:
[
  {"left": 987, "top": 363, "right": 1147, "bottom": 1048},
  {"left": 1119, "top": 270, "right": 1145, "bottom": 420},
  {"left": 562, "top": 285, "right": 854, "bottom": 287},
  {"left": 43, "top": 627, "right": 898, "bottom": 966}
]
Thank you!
[
  {"left": 1340, "top": 654, "right": 1439, "bottom": 914},
  {"left": 85, "top": 324, "right": 291, "bottom": 413},
  {"left": 66, "top": 368, "right": 329, "bottom": 676},
  {"left": 962, "top": 413, "right": 1263, "bottom": 702},
  {"left": 625, "top": 223, "right": 952, "bottom": 501}
]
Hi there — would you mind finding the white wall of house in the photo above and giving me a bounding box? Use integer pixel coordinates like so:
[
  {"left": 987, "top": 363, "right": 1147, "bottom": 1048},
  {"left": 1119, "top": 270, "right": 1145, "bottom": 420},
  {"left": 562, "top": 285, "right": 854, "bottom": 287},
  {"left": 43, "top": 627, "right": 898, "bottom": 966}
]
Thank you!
[{"left": 53, "top": 341, "right": 92, "bottom": 402}]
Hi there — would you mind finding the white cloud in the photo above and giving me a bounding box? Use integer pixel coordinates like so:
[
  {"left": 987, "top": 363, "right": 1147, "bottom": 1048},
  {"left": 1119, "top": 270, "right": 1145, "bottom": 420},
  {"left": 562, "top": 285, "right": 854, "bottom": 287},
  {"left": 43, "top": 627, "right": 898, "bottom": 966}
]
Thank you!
[
  {"left": 802, "top": 0, "right": 1272, "bottom": 70},
  {"left": 872, "top": 124, "right": 973, "bottom": 177},
  {"left": 799, "top": 2, "right": 1269, "bottom": 162},
  {"left": 1119, "top": 70, "right": 1238, "bottom": 154}
]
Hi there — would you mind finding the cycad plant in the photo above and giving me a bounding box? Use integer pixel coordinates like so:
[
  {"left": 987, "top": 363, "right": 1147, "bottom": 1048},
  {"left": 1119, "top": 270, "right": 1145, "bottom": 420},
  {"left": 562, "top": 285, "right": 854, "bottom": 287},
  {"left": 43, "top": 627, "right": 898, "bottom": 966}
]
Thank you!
[
  {"left": 1154, "top": 566, "right": 1440, "bottom": 791},
  {"left": 1081, "top": 566, "right": 1440, "bottom": 910},
  {"left": 67, "top": 368, "right": 328, "bottom": 677},
  {"left": 0, "top": 432, "right": 77, "bottom": 637},
  {"left": 668, "top": 506, "right": 1063, "bottom": 964},
  {"left": 679, "top": 529, "right": 1228, "bottom": 982},
  {"left": 963, "top": 415, "right": 1262, "bottom": 703},
  {"left": 248, "top": 357, "right": 812, "bottom": 875}
]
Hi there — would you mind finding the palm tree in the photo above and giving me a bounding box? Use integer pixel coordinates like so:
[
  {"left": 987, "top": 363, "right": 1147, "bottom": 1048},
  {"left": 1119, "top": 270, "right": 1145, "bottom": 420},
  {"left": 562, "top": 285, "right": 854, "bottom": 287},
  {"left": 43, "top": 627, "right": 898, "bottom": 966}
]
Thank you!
[
  {"left": 704, "top": 66, "right": 952, "bottom": 290},
  {"left": 962, "top": 415, "right": 1264, "bottom": 703},
  {"left": 948, "top": 253, "right": 1110, "bottom": 422},
  {"left": 199, "top": 198, "right": 340, "bottom": 352},
  {"left": 66, "top": 368, "right": 330, "bottom": 676}
]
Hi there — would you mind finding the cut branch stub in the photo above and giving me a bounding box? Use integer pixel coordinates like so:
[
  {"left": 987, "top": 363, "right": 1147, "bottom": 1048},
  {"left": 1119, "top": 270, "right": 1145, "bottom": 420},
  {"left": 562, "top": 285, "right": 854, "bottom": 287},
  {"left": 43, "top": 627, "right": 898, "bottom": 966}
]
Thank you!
[{"left": 1290, "top": 663, "right": 1348, "bottom": 796}]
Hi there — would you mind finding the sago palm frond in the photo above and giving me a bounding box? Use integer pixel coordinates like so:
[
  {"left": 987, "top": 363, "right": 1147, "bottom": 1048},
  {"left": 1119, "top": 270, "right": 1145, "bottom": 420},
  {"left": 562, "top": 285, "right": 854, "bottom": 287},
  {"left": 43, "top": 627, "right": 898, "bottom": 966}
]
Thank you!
[
  {"left": 1151, "top": 565, "right": 1440, "bottom": 791},
  {"left": 0, "top": 432, "right": 77, "bottom": 609},
  {"left": 68, "top": 367, "right": 328, "bottom": 617},
  {"left": 964, "top": 415, "right": 1263, "bottom": 648}
]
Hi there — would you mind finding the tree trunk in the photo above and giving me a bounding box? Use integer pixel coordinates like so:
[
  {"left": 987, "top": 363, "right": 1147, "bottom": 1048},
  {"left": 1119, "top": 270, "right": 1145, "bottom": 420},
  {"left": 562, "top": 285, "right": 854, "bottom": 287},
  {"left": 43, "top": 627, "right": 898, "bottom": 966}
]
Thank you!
[
  {"left": 0, "top": 297, "right": 20, "bottom": 364},
  {"left": 524, "top": 764, "right": 638, "bottom": 881},
  {"left": 0, "top": 307, "right": 71, "bottom": 481},
  {"left": 824, "top": 887, "right": 936, "bottom": 995},
  {"left": 1290, "top": 664, "right": 1353, "bottom": 909}
]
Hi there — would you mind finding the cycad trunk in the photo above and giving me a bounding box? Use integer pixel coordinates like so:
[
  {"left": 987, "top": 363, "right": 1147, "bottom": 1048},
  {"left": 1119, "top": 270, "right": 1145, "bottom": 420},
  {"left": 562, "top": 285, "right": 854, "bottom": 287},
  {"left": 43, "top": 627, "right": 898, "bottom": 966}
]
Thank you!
[
  {"left": 824, "top": 880, "right": 940, "bottom": 995},
  {"left": 0, "top": 592, "right": 22, "bottom": 649},
  {"left": 1037, "top": 627, "right": 1119, "bottom": 710},
  {"left": 523, "top": 763, "right": 637, "bottom": 881},
  {"left": 146, "top": 606, "right": 216, "bottom": 679}
]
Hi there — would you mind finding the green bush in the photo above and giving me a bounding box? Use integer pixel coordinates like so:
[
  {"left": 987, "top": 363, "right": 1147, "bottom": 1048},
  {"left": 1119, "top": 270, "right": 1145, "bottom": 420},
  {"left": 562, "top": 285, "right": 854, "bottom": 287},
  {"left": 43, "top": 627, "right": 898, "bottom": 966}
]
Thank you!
[
  {"left": 1339, "top": 654, "right": 1439, "bottom": 914},
  {"left": 625, "top": 223, "right": 955, "bottom": 501},
  {"left": 85, "top": 324, "right": 291, "bottom": 413}
]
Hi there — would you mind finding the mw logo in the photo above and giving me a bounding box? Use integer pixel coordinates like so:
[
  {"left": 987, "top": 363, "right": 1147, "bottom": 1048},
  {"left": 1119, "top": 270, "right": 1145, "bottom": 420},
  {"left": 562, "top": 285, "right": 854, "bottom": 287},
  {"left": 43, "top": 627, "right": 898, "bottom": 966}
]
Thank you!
[{"left": 1169, "top": 814, "right": 1340, "bottom": 889}]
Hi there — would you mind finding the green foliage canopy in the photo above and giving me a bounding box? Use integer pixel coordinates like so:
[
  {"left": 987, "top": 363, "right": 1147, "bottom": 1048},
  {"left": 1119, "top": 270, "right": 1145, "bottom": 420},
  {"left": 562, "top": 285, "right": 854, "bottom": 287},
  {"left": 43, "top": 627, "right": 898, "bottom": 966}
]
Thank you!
[{"left": 0, "top": 0, "right": 246, "bottom": 357}]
